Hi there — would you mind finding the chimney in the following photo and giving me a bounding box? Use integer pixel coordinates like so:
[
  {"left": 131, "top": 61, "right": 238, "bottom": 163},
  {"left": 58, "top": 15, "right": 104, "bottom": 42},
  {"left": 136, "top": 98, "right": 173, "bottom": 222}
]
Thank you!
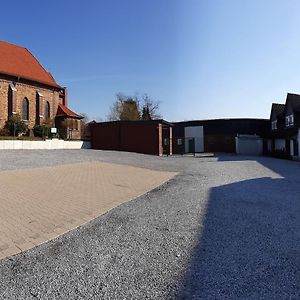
[{"left": 63, "top": 87, "right": 68, "bottom": 107}]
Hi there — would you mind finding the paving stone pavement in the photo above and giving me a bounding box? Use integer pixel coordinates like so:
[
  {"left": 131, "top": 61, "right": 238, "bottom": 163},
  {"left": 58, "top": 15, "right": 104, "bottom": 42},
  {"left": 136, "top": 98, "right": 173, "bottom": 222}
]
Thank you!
[
  {"left": 1, "top": 151, "right": 300, "bottom": 299},
  {"left": 0, "top": 161, "right": 176, "bottom": 259}
]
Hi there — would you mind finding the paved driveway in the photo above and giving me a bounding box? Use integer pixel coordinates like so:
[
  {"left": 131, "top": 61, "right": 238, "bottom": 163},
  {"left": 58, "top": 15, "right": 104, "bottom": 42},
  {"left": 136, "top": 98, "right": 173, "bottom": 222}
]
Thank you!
[
  {"left": 0, "top": 160, "right": 175, "bottom": 259},
  {"left": 0, "top": 150, "right": 300, "bottom": 299}
]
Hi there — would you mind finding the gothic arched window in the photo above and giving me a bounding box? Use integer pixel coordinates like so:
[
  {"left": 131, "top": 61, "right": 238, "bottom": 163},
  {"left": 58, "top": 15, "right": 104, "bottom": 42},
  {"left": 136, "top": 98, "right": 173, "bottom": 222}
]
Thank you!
[
  {"left": 45, "top": 101, "right": 50, "bottom": 119},
  {"left": 22, "top": 98, "right": 29, "bottom": 120}
]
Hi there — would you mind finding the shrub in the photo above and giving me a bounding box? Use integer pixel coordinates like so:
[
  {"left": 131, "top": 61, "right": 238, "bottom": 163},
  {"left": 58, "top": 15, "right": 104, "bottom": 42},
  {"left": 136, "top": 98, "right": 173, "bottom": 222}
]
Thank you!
[
  {"left": 33, "top": 124, "right": 51, "bottom": 138},
  {"left": 33, "top": 118, "right": 53, "bottom": 138},
  {"left": 4, "top": 114, "right": 28, "bottom": 136},
  {"left": 0, "top": 127, "right": 9, "bottom": 136},
  {"left": 271, "top": 149, "right": 292, "bottom": 160}
]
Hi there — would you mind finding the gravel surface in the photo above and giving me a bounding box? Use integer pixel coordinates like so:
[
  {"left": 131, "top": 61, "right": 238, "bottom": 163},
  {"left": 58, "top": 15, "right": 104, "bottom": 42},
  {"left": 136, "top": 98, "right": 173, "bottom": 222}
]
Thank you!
[{"left": 0, "top": 150, "right": 300, "bottom": 299}]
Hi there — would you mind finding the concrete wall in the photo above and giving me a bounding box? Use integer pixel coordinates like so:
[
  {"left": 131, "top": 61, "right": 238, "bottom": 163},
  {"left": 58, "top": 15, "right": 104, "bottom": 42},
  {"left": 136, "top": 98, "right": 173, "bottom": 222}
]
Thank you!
[{"left": 0, "top": 139, "right": 91, "bottom": 150}]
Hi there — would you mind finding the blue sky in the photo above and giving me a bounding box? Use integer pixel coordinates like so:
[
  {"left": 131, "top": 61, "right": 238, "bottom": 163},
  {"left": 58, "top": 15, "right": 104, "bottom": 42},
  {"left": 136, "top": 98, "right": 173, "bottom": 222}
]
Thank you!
[{"left": 2, "top": 0, "right": 300, "bottom": 121}]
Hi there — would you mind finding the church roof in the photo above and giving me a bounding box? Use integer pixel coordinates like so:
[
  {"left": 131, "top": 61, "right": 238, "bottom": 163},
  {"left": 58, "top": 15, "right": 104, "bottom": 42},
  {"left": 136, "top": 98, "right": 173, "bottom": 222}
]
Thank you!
[
  {"left": 56, "top": 103, "right": 83, "bottom": 119},
  {"left": 0, "top": 40, "right": 61, "bottom": 88}
]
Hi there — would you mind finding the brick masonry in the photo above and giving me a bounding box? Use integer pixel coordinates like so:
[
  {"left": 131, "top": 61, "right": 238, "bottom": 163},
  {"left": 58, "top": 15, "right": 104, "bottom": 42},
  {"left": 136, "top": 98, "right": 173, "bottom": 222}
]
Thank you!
[{"left": 0, "top": 78, "right": 61, "bottom": 129}]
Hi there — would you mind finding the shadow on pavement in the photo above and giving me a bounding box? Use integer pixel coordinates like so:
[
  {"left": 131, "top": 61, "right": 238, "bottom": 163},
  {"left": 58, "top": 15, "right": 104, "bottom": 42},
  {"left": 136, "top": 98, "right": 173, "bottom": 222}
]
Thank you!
[{"left": 176, "top": 155, "right": 300, "bottom": 299}]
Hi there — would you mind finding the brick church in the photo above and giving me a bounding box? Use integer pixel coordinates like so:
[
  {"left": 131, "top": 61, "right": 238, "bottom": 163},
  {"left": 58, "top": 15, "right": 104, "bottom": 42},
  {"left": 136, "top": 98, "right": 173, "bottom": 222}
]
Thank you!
[{"left": 0, "top": 40, "right": 83, "bottom": 139}]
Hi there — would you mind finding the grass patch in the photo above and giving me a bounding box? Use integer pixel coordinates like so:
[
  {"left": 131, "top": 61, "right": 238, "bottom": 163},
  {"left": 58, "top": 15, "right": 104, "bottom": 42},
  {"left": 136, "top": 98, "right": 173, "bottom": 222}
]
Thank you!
[{"left": 0, "top": 136, "right": 44, "bottom": 141}]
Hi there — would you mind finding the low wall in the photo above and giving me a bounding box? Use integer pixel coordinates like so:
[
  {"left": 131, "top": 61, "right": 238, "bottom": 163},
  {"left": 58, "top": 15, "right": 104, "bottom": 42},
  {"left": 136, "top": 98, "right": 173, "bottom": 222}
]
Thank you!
[{"left": 0, "top": 139, "right": 91, "bottom": 150}]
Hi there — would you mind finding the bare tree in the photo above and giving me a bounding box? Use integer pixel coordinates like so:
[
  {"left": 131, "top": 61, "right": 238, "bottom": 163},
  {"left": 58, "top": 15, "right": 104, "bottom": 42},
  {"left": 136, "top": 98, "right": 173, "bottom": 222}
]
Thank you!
[
  {"left": 107, "top": 93, "right": 140, "bottom": 121},
  {"left": 120, "top": 99, "right": 140, "bottom": 120},
  {"left": 107, "top": 93, "right": 162, "bottom": 121},
  {"left": 80, "top": 113, "right": 90, "bottom": 125},
  {"left": 141, "top": 94, "right": 162, "bottom": 120},
  {"left": 95, "top": 116, "right": 104, "bottom": 122},
  {"left": 106, "top": 97, "right": 123, "bottom": 121}
]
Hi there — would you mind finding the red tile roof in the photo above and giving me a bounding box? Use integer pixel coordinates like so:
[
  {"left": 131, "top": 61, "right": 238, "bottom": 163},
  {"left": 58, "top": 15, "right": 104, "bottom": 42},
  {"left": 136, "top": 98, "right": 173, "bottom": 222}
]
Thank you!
[
  {"left": 0, "top": 40, "right": 61, "bottom": 88},
  {"left": 56, "top": 103, "right": 83, "bottom": 119}
]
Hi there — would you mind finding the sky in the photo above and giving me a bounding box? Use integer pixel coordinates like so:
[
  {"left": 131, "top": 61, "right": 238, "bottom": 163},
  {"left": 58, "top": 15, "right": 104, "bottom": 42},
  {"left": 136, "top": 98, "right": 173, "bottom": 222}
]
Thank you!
[{"left": 2, "top": 0, "right": 300, "bottom": 121}]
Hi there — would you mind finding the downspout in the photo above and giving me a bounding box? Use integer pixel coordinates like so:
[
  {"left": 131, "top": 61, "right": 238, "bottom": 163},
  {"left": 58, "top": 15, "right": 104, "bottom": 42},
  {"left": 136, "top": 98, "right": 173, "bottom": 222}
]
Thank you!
[{"left": 52, "top": 89, "right": 55, "bottom": 128}]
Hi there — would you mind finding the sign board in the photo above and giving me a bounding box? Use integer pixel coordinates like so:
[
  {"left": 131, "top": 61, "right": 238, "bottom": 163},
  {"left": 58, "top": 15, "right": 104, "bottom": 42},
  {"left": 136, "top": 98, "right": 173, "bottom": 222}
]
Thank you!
[{"left": 51, "top": 128, "right": 57, "bottom": 134}]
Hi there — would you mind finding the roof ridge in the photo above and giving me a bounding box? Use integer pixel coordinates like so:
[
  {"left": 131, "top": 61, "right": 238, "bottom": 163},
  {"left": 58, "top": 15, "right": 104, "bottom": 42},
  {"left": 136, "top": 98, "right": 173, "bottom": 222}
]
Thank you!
[
  {"left": 0, "top": 40, "right": 26, "bottom": 49},
  {"left": 0, "top": 40, "right": 61, "bottom": 88},
  {"left": 287, "top": 92, "right": 300, "bottom": 96}
]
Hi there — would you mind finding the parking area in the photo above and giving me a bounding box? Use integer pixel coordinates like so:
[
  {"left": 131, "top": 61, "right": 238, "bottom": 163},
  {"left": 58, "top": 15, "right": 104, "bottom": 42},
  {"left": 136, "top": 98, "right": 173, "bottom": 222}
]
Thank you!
[
  {"left": 0, "top": 150, "right": 300, "bottom": 299},
  {"left": 0, "top": 160, "right": 175, "bottom": 259}
]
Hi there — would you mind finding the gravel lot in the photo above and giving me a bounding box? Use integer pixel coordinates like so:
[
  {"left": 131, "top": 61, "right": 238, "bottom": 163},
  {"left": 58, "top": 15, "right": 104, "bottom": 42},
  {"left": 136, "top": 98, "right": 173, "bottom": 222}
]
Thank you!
[{"left": 0, "top": 150, "right": 300, "bottom": 299}]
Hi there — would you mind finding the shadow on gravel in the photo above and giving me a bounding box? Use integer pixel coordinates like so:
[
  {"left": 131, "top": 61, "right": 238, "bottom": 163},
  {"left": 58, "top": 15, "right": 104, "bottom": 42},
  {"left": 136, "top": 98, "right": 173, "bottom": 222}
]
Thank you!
[{"left": 176, "top": 156, "right": 300, "bottom": 299}]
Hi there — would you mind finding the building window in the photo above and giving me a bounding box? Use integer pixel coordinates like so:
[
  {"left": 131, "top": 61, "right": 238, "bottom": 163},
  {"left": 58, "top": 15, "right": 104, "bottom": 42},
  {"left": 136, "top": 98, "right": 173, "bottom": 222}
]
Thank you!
[
  {"left": 271, "top": 120, "right": 277, "bottom": 130},
  {"left": 45, "top": 101, "right": 50, "bottom": 119},
  {"left": 286, "top": 114, "right": 294, "bottom": 127},
  {"left": 8, "top": 83, "right": 17, "bottom": 116},
  {"left": 177, "top": 138, "right": 182, "bottom": 145},
  {"left": 22, "top": 98, "right": 29, "bottom": 121}
]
